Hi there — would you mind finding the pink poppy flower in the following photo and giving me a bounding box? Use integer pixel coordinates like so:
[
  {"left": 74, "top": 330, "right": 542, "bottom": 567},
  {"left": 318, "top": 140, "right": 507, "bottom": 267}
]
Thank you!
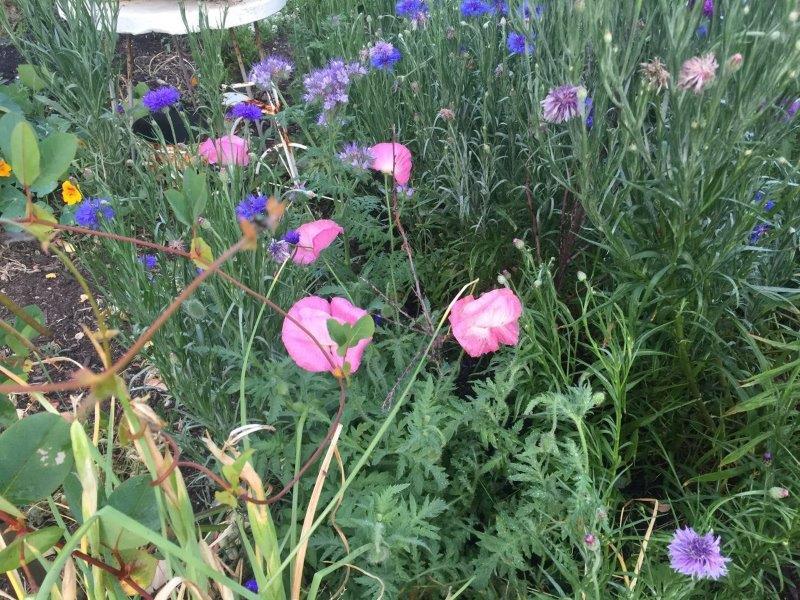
[
  {"left": 281, "top": 296, "right": 372, "bottom": 374},
  {"left": 292, "top": 219, "right": 344, "bottom": 265},
  {"left": 448, "top": 288, "right": 523, "bottom": 357},
  {"left": 198, "top": 135, "right": 250, "bottom": 166},
  {"left": 369, "top": 142, "right": 412, "bottom": 185}
]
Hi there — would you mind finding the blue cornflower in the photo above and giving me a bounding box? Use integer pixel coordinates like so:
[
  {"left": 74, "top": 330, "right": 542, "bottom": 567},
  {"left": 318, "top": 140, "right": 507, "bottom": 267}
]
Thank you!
[
  {"left": 235, "top": 194, "right": 268, "bottom": 221},
  {"left": 753, "top": 190, "right": 765, "bottom": 203},
  {"left": 138, "top": 254, "right": 158, "bottom": 270},
  {"left": 507, "top": 31, "right": 534, "bottom": 55},
  {"left": 585, "top": 96, "right": 595, "bottom": 129},
  {"left": 696, "top": 22, "right": 709, "bottom": 38},
  {"left": 141, "top": 86, "right": 181, "bottom": 112},
  {"left": 372, "top": 313, "right": 385, "bottom": 327},
  {"left": 227, "top": 102, "right": 263, "bottom": 121},
  {"left": 460, "top": 0, "right": 492, "bottom": 17},
  {"left": 370, "top": 41, "right": 402, "bottom": 70},
  {"left": 75, "top": 198, "right": 115, "bottom": 230},
  {"left": 493, "top": 0, "right": 508, "bottom": 15},
  {"left": 396, "top": 0, "right": 429, "bottom": 24},
  {"left": 283, "top": 229, "right": 300, "bottom": 244},
  {"left": 749, "top": 223, "right": 770, "bottom": 244},
  {"left": 244, "top": 579, "right": 259, "bottom": 593},
  {"left": 763, "top": 200, "right": 776, "bottom": 212}
]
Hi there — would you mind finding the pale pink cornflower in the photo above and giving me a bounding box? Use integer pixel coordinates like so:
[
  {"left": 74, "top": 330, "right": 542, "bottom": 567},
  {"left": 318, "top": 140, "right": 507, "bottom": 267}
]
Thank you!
[
  {"left": 541, "top": 84, "right": 586, "bottom": 124},
  {"left": 678, "top": 53, "right": 718, "bottom": 94}
]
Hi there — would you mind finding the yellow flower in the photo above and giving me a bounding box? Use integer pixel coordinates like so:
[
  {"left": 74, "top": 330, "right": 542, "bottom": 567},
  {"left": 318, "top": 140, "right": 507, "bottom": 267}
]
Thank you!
[
  {"left": 62, "top": 180, "right": 83, "bottom": 205},
  {"left": 0, "top": 159, "right": 11, "bottom": 178}
]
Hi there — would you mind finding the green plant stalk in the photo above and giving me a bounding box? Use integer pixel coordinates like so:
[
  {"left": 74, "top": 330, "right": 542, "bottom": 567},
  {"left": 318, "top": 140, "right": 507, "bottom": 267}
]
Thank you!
[
  {"left": 263, "top": 280, "right": 477, "bottom": 592},
  {"left": 384, "top": 173, "right": 398, "bottom": 302}
]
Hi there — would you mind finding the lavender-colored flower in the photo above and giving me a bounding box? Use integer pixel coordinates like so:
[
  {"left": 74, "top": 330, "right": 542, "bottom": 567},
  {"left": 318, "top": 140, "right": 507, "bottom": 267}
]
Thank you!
[
  {"left": 142, "top": 86, "right": 180, "bottom": 112},
  {"left": 541, "top": 84, "right": 586, "bottom": 123},
  {"left": 396, "top": 0, "right": 429, "bottom": 25},
  {"left": 370, "top": 41, "right": 402, "bottom": 70},
  {"left": 460, "top": 0, "right": 492, "bottom": 17},
  {"left": 763, "top": 451, "right": 773, "bottom": 464},
  {"left": 493, "top": 0, "right": 508, "bottom": 15},
  {"left": 227, "top": 102, "right": 263, "bottom": 121},
  {"left": 283, "top": 229, "right": 300, "bottom": 244},
  {"left": 749, "top": 223, "right": 770, "bottom": 244},
  {"left": 302, "top": 59, "right": 367, "bottom": 125},
  {"left": 249, "top": 55, "right": 294, "bottom": 89},
  {"left": 584, "top": 96, "right": 595, "bottom": 129},
  {"left": 507, "top": 31, "right": 534, "bottom": 55},
  {"left": 236, "top": 194, "right": 268, "bottom": 221},
  {"left": 138, "top": 254, "right": 158, "bottom": 270},
  {"left": 783, "top": 98, "right": 800, "bottom": 121},
  {"left": 667, "top": 527, "right": 731, "bottom": 580},
  {"left": 337, "top": 142, "right": 374, "bottom": 170},
  {"left": 75, "top": 198, "right": 115, "bottom": 230},
  {"left": 268, "top": 239, "right": 292, "bottom": 263},
  {"left": 703, "top": 0, "right": 713, "bottom": 17},
  {"left": 395, "top": 184, "right": 414, "bottom": 198},
  {"left": 244, "top": 579, "right": 259, "bottom": 593},
  {"left": 678, "top": 53, "right": 718, "bottom": 94}
]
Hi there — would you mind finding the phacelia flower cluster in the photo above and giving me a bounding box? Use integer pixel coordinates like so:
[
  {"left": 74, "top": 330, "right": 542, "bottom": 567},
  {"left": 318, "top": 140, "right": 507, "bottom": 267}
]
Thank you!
[
  {"left": 249, "top": 55, "right": 294, "bottom": 89},
  {"left": 337, "top": 142, "right": 374, "bottom": 170},
  {"left": 302, "top": 58, "right": 367, "bottom": 125}
]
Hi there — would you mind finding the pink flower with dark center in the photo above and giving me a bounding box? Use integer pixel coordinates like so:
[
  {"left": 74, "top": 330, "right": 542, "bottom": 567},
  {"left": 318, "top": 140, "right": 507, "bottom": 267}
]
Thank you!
[
  {"left": 198, "top": 135, "right": 250, "bottom": 166},
  {"left": 449, "top": 288, "right": 523, "bottom": 357},
  {"left": 281, "top": 296, "right": 372, "bottom": 373},
  {"left": 678, "top": 53, "right": 718, "bottom": 94},
  {"left": 292, "top": 219, "right": 344, "bottom": 265},
  {"left": 369, "top": 142, "right": 413, "bottom": 185},
  {"left": 541, "top": 84, "right": 586, "bottom": 123}
]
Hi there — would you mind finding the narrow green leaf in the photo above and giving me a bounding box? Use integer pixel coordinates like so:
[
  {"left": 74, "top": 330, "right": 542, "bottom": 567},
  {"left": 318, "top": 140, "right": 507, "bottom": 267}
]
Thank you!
[
  {"left": 10, "top": 121, "right": 40, "bottom": 187},
  {"left": 719, "top": 431, "right": 773, "bottom": 467},
  {"left": 0, "top": 527, "right": 61, "bottom": 572}
]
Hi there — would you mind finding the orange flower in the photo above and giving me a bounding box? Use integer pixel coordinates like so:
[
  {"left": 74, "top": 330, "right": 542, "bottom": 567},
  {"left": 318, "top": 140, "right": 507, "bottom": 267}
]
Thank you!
[
  {"left": 0, "top": 159, "right": 11, "bottom": 178},
  {"left": 62, "top": 180, "right": 82, "bottom": 205}
]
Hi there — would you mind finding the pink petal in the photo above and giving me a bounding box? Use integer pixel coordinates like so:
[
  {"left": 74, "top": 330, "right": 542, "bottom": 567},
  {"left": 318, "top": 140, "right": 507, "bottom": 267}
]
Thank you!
[
  {"left": 370, "top": 142, "right": 413, "bottom": 185},
  {"left": 293, "top": 219, "right": 344, "bottom": 265},
  {"left": 198, "top": 138, "right": 219, "bottom": 164},
  {"left": 281, "top": 296, "right": 337, "bottom": 372},
  {"left": 448, "top": 288, "right": 523, "bottom": 357}
]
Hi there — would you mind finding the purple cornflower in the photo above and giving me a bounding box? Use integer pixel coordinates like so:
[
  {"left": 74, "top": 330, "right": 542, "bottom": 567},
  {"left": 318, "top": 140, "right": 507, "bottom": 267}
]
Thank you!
[
  {"left": 227, "top": 102, "right": 263, "bottom": 121},
  {"left": 395, "top": 184, "right": 414, "bottom": 198},
  {"left": 268, "top": 239, "right": 292, "bottom": 263},
  {"left": 783, "top": 98, "right": 800, "bottom": 121},
  {"left": 585, "top": 96, "right": 595, "bottom": 129},
  {"left": 370, "top": 41, "right": 402, "bottom": 70},
  {"left": 142, "top": 86, "right": 180, "bottom": 112},
  {"left": 541, "top": 84, "right": 586, "bottom": 123},
  {"left": 302, "top": 59, "right": 367, "bottom": 125},
  {"left": 749, "top": 223, "right": 770, "bottom": 244},
  {"left": 337, "top": 142, "right": 374, "bottom": 170},
  {"left": 703, "top": 0, "right": 713, "bottom": 17},
  {"left": 236, "top": 194, "right": 268, "bottom": 221},
  {"left": 493, "top": 0, "right": 508, "bottom": 15},
  {"left": 249, "top": 55, "right": 294, "bottom": 89},
  {"left": 138, "top": 254, "right": 158, "bottom": 270},
  {"left": 668, "top": 527, "right": 730, "bottom": 580},
  {"left": 507, "top": 32, "right": 534, "bottom": 55},
  {"left": 763, "top": 451, "right": 773, "bottom": 464},
  {"left": 244, "top": 579, "right": 259, "bottom": 593},
  {"left": 283, "top": 229, "right": 300, "bottom": 244},
  {"left": 460, "top": 0, "right": 492, "bottom": 17},
  {"left": 75, "top": 198, "right": 115, "bottom": 230},
  {"left": 396, "top": 0, "right": 429, "bottom": 25}
]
